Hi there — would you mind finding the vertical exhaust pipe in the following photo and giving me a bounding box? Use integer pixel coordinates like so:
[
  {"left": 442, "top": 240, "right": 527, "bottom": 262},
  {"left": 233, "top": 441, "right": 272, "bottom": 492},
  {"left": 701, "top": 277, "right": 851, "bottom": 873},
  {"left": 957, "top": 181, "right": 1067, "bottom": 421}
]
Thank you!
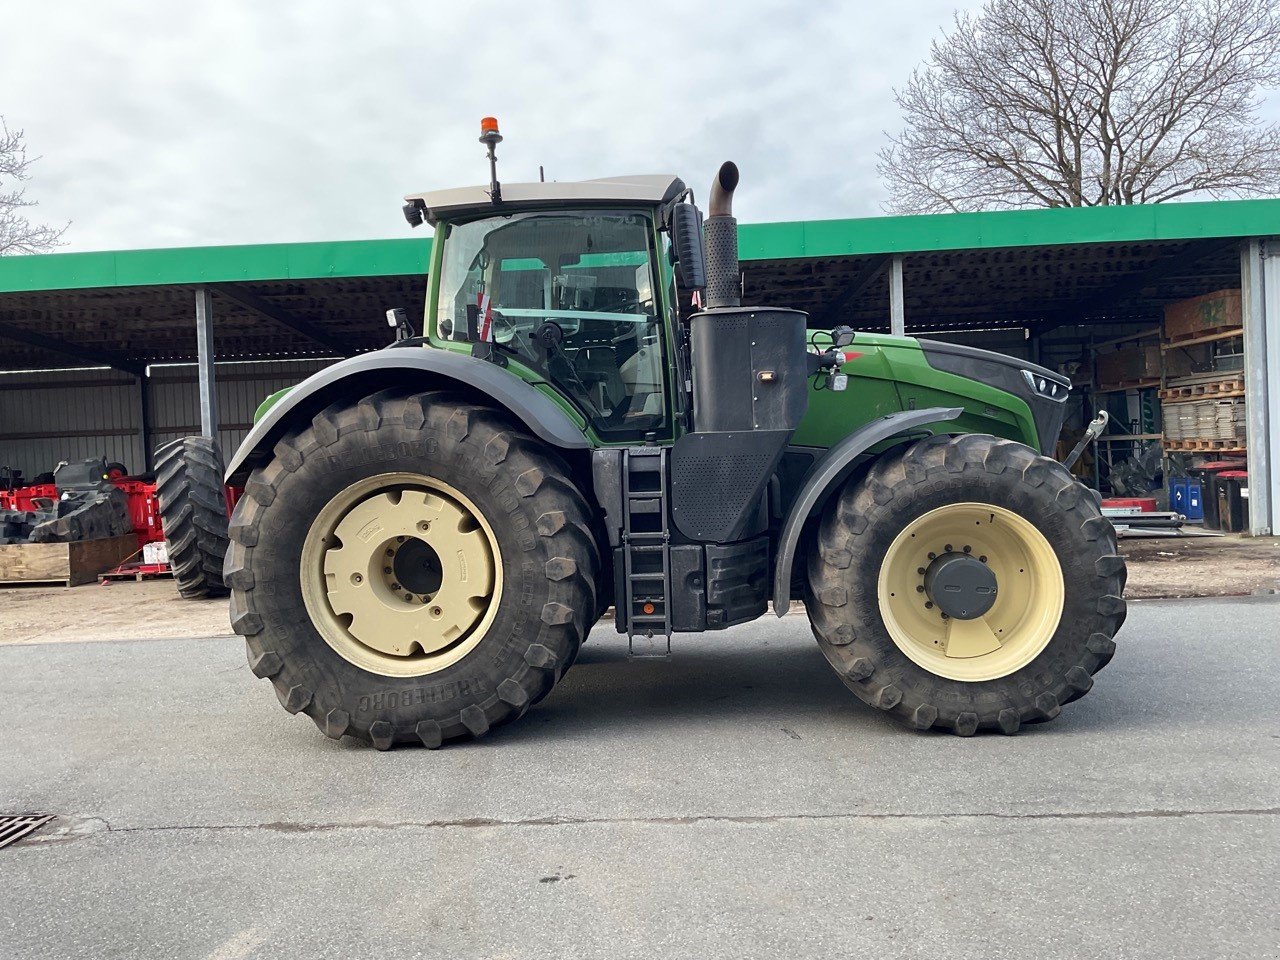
[{"left": 703, "top": 161, "right": 740, "bottom": 309}]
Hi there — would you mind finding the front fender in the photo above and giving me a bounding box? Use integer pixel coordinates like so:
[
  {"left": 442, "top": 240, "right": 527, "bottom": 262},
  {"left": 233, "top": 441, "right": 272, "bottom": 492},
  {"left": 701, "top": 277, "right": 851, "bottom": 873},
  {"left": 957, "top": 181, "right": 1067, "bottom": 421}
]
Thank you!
[
  {"left": 224, "top": 349, "right": 591, "bottom": 484},
  {"left": 771, "top": 406, "right": 963, "bottom": 614}
]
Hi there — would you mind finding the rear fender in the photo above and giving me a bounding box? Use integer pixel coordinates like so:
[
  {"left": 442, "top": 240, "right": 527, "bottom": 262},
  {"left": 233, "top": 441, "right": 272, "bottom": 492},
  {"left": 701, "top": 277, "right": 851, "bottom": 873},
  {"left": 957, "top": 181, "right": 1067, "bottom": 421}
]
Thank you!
[
  {"left": 771, "top": 406, "right": 963, "bottom": 614},
  {"left": 224, "top": 349, "right": 590, "bottom": 484}
]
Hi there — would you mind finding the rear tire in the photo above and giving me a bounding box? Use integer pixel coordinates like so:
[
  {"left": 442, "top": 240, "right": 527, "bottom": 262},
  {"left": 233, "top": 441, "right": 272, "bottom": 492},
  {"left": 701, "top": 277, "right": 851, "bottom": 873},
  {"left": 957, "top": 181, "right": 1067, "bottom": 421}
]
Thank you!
[
  {"left": 224, "top": 390, "right": 600, "bottom": 749},
  {"left": 805, "top": 434, "right": 1125, "bottom": 736},
  {"left": 155, "top": 437, "right": 230, "bottom": 600}
]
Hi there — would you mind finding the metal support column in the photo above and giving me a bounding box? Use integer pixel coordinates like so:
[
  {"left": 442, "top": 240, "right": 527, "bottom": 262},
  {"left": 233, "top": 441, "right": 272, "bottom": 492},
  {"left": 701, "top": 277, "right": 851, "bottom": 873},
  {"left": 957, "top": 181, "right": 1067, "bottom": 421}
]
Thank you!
[
  {"left": 1241, "top": 240, "right": 1276, "bottom": 536},
  {"left": 889, "top": 255, "right": 905, "bottom": 337},
  {"left": 195, "top": 287, "right": 219, "bottom": 441},
  {"left": 136, "top": 373, "right": 152, "bottom": 472}
]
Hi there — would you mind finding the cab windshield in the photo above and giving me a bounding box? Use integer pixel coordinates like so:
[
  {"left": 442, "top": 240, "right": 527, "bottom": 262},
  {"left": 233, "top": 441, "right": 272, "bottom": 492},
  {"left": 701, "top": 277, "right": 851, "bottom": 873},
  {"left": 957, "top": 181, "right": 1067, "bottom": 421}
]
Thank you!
[{"left": 435, "top": 210, "right": 667, "bottom": 439}]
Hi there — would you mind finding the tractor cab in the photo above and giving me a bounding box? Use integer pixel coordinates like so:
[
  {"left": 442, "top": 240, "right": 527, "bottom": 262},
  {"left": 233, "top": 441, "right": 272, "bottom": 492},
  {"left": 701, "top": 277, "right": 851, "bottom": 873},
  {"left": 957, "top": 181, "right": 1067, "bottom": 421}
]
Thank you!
[
  {"left": 402, "top": 155, "right": 701, "bottom": 446},
  {"left": 415, "top": 199, "right": 680, "bottom": 441}
]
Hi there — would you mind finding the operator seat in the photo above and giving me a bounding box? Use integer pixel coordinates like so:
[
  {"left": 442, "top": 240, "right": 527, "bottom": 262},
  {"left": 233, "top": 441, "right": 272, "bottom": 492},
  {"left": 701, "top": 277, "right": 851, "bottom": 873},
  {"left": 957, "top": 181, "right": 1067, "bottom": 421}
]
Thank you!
[{"left": 575, "top": 345, "right": 629, "bottom": 416}]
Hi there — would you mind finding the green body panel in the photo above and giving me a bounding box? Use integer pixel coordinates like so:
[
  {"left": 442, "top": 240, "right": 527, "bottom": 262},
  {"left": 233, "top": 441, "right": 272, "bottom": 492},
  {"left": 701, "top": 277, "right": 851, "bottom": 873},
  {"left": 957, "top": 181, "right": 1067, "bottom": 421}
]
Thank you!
[
  {"left": 253, "top": 388, "right": 293, "bottom": 424},
  {"left": 792, "top": 333, "right": 1039, "bottom": 451}
]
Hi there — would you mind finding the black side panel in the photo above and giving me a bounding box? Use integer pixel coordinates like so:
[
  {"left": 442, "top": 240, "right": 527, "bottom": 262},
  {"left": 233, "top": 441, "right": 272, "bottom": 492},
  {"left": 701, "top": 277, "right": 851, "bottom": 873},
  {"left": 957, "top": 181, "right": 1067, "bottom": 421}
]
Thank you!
[
  {"left": 705, "top": 537, "right": 769, "bottom": 628},
  {"left": 666, "top": 536, "right": 770, "bottom": 632},
  {"left": 671, "top": 430, "right": 787, "bottom": 542},
  {"left": 688, "top": 307, "right": 809, "bottom": 433},
  {"left": 591, "top": 449, "right": 624, "bottom": 547},
  {"left": 224, "top": 348, "right": 590, "bottom": 484},
  {"left": 672, "top": 306, "right": 809, "bottom": 543},
  {"left": 918, "top": 339, "right": 1069, "bottom": 455},
  {"left": 668, "top": 545, "right": 707, "bottom": 632}
]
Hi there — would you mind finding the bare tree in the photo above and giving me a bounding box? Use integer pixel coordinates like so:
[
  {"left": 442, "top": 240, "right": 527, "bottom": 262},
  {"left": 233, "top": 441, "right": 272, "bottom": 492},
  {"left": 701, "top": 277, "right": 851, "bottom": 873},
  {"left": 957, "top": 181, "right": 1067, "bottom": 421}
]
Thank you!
[
  {"left": 1, "top": 118, "right": 67, "bottom": 255},
  {"left": 878, "top": 0, "right": 1280, "bottom": 213}
]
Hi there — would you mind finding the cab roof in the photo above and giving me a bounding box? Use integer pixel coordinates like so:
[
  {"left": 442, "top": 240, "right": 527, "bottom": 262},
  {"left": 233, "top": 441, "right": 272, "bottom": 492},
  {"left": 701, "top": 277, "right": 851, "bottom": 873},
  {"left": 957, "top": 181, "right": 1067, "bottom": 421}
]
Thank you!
[{"left": 405, "top": 174, "right": 686, "bottom": 225}]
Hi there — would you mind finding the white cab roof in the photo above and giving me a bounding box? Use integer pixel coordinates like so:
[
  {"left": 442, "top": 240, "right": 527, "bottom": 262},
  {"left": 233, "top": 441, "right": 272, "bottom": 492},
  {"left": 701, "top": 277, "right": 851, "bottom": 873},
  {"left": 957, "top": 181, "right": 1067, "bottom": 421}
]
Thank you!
[{"left": 405, "top": 174, "right": 685, "bottom": 224}]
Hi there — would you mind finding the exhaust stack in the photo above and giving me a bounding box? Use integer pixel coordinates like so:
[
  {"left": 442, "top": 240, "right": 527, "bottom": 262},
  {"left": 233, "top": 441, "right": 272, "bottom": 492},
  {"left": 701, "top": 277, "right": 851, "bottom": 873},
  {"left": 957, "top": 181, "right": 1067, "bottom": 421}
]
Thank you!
[{"left": 703, "top": 161, "right": 741, "bottom": 309}]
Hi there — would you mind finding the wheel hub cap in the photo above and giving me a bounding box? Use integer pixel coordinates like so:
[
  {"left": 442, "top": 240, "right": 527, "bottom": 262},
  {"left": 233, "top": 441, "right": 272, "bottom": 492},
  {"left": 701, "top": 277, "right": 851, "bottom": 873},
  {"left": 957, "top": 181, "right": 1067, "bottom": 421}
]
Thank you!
[
  {"left": 923, "top": 552, "right": 997, "bottom": 620},
  {"left": 391, "top": 538, "right": 443, "bottom": 597}
]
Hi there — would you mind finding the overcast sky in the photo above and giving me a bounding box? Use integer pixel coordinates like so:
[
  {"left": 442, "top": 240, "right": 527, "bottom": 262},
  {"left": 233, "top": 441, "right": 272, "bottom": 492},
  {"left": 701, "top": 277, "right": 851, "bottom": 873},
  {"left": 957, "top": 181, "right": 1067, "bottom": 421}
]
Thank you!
[{"left": 4, "top": 1, "right": 1277, "bottom": 254}]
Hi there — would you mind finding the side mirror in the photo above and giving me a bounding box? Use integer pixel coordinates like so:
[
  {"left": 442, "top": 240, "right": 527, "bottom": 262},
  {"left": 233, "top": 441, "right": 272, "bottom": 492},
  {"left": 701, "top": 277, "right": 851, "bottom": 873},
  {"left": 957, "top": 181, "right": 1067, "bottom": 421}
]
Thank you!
[
  {"left": 831, "top": 325, "right": 855, "bottom": 348},
  {"left": 670, "top": 202, "right": 706, "bottom": 291}
]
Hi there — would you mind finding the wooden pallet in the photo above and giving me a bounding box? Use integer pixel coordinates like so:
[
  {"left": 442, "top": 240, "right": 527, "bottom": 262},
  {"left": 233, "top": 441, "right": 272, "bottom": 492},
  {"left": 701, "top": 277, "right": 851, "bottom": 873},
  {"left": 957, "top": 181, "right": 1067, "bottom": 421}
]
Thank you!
[
  {"left": 0, "top": 535, "right": 136, "bottom": 588},
  {"left": 98, "top": 562, "right": 172, "bottom": 583},
  {"left": 1159, "top": 379, "right": 1245, "bottom": 403},
  {"left": 1162, "top": 438, "right": 1247, "bottom": 453},
  {"left": 1095, "top": 377, "right": 1161, "bottom": 393}
]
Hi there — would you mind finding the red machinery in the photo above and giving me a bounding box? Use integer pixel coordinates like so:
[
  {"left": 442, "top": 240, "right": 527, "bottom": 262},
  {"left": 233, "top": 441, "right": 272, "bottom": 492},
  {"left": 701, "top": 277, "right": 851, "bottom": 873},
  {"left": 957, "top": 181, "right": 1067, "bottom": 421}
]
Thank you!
[
  {"left": 1, "top": 477, "right": 243, "bottom": 551},
  {"left": 1, "top": 478, "right": 164, "bottom": 550}
]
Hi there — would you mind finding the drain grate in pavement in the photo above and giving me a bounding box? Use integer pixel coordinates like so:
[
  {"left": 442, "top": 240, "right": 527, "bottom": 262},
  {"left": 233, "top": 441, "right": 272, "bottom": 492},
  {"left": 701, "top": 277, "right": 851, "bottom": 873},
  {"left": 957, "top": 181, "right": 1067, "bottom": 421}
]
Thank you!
[{"left": 0, "top": 815, "right": 55, "bottom": 849}]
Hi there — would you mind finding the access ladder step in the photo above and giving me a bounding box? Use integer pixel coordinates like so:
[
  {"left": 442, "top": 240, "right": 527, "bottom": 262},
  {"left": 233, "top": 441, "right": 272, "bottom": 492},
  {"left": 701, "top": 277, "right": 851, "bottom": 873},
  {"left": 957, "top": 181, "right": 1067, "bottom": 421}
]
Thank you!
[{"left": 622, "top": 446, "right": 672, "bottom": 655}]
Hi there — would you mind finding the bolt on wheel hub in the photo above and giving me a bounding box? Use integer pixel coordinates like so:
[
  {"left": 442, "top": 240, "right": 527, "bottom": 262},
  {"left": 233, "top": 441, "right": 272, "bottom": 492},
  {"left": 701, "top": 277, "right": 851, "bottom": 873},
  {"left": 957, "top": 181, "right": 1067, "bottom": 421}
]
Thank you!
[
  {"left": 877, "top": 502, "right": 1064, "bottom": 682},
  {"left": 300, "top": 473, "right": 502, "bottom": 678}
]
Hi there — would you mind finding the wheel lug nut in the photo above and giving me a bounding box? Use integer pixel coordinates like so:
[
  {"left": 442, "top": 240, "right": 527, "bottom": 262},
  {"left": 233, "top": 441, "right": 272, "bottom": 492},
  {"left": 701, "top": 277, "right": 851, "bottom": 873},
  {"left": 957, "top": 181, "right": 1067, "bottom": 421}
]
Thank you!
[
  {"left": 928, "top": 552, "right": 936, "bottom": 560},
  {"left": 417, "top": 521, "right": 430, "bottom": 532},
  {"left": 944, "top": 544, "right": 953, "bottom": 552},
  {"left": 384, "top": 566, "right": 392, "bottom": 574},
  {"left": 390, "top": 582, "right": 400, "bottom": 590},
  {"left": 403, "top": 594, "right": 413, "bottom": 603},
  {"left": 963, "top": 545, "right": 972, "bottom": 553},
  {"left": 430, "top": 606, "right": 443, "bottom": 618},
  {"left": 925, "top": 601, "right": 934, "bottom": 609},
  {"left": 350, "top": 573, "right": 363, "bottom": 584},
  {"left": 916, "top": 585, "right": 925, "bottom": 593},
  {"left": 917, "top": 567, "right": 926, "bottom": 575},
  {"left": 397, "top": 536, "right": 406, "bottom": 543},
  {"left": 979, "top": 555, "right": 987, "bottom": 563}
]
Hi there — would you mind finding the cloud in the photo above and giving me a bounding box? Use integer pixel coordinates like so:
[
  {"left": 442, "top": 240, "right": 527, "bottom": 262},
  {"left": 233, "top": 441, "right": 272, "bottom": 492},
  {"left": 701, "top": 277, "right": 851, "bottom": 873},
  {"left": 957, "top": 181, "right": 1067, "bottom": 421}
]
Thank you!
[{"left": 2, "top": 0, "right": 1180, "bottom": 252}]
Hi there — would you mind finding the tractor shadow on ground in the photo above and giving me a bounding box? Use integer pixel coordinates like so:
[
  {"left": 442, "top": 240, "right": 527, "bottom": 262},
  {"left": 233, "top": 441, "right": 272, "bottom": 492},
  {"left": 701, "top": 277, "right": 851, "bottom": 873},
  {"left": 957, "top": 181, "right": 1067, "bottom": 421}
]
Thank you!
[{"left": 490, "top": 627, "right": 1126, "bottom": 746}]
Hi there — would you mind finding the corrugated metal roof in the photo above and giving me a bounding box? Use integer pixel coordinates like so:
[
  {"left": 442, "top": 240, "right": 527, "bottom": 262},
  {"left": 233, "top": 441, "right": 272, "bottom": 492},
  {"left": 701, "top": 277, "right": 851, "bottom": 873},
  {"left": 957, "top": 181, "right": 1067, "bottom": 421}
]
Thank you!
[{"left": 1, "top": 196, "right": 1278, "bottom": 295}]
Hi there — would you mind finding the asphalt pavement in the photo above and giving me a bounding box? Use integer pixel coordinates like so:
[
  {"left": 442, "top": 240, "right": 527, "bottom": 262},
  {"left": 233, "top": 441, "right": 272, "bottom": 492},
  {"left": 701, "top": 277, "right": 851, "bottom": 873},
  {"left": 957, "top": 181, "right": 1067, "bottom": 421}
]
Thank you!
[{"left": 2, "top": 597, "right": 1277, "bottom": 960}]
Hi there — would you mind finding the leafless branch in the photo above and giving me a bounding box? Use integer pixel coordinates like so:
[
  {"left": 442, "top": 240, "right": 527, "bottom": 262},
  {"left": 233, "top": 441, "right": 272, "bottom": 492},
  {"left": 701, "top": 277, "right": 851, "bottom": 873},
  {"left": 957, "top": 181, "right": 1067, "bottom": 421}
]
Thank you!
[
  {"left": 878, "top": 0, "right": 1280, "bottom": 212},
  {"left": 0, "top": 118, "right": 68, "bottom": 256}
]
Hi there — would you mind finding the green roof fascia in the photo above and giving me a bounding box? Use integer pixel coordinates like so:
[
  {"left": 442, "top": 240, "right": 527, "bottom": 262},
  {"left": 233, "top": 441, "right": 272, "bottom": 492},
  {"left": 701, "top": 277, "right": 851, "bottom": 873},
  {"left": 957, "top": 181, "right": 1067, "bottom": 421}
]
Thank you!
[
  {"left": 737, "top": 197, "right": 1280, "bottom": 261},
  {"left": 0, "top": 237, "right": 432, "bottom": 294},
  {"left": 2, "top": 197, "right": 1279, "bottom": 296}
]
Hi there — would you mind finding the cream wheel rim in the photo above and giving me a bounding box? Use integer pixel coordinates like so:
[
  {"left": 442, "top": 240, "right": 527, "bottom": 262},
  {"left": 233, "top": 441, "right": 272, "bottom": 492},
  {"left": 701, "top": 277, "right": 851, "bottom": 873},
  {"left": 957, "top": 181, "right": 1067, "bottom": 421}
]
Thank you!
[
  {"left": 300, "top": 472, "right": 502, "bottom": 678},
  {"left": 876, "top": 502, "right": 1064, "bottom": 682}
]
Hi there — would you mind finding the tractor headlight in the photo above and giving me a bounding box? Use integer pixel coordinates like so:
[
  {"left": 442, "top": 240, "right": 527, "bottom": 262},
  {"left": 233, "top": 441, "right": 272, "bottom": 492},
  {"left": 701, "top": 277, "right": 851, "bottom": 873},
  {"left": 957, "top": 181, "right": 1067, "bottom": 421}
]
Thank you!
[{"left": 1022, "top": 369, "right": 1068, "bottom": 402}]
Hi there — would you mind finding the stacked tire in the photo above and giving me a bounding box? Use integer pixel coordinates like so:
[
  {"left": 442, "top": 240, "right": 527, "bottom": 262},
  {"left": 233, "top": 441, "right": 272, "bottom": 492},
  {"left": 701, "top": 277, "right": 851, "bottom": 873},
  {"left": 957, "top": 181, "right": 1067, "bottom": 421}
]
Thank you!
[{"left": 155, "top": 437, "right": 231, "bottom": 599}]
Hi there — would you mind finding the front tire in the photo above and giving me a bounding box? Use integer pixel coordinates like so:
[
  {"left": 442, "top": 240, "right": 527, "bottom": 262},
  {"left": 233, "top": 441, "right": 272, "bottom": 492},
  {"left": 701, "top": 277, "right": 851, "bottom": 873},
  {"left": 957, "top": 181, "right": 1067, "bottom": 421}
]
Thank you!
[
  {"left": 805, "top": 434, "right": 1125, "bottom": 736},
  {"left": 225, "top": 390, "right": 600, "bottom": 749}
]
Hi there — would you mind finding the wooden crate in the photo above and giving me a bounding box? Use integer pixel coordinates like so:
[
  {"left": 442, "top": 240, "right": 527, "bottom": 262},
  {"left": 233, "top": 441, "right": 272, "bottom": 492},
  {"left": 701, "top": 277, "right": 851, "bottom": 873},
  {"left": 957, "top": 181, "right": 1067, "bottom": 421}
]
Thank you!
[
  {"left": 0, "top": 535, "right": 137, "bottom": 587},
  {"left": 1096, "top": 345, "right": 1151, "bottom": 385},
  {"left": 1163, "top": 289, "right": 1242, "bottom": 342}
]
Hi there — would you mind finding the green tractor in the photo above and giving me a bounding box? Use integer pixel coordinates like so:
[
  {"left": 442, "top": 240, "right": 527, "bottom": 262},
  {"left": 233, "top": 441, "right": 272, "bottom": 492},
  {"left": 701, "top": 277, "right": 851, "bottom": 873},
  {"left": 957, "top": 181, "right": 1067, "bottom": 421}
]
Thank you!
[{"left": 219, "top": 122, "right": 1124, "bottom": 747}]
